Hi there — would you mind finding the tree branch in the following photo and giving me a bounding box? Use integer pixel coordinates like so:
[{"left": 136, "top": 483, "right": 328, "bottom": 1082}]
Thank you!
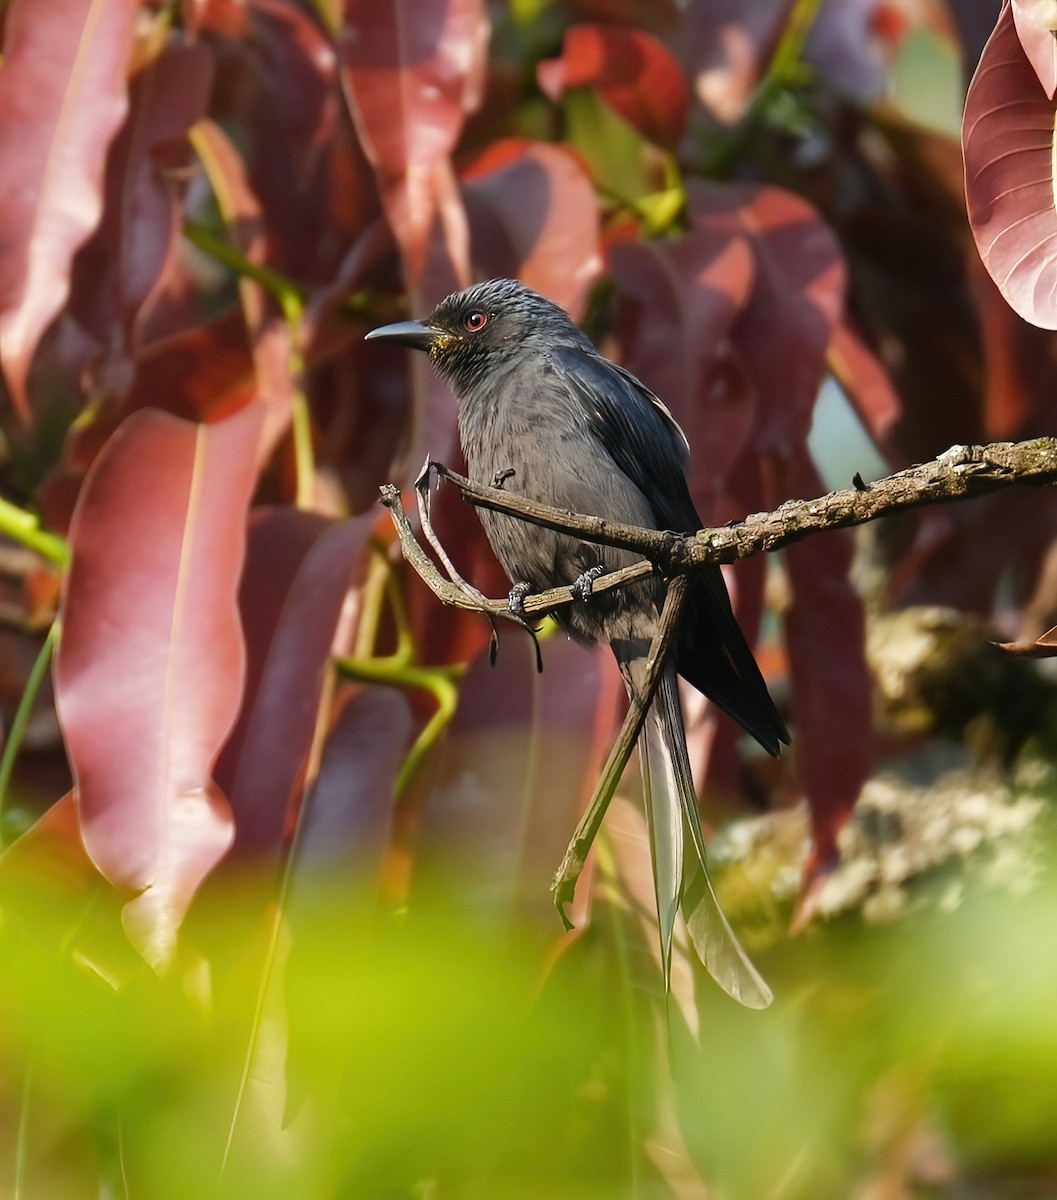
[{"left": 380, "top": 439, "right": 1057, "bottom": 624}]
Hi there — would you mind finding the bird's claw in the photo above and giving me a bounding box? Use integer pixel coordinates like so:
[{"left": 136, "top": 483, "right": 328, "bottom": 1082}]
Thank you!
[
  {"left": 570, "top": 565, "right": 605, "bottom": 602},
  {"left": 508, "top": 580, "right": 533, "bottom": 617},
  {"left": 492, "top": 467, "right": 516, "bottom": 489}
]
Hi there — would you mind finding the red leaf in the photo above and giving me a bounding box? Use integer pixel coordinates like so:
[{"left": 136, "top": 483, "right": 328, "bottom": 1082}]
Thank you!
[
  {"left": 216, "top": 508, "right": 374, "bottom": 867},
  {"left": 0, "top": 0, "right": 140, "bottom": 416},
  {"left": 963, "top": 4, "right": 1057, "bottom": 328},
  {"left": 688, "top": 181, "right": 845, "bottom": 450},
  {"left": 241, "top": 0, "right": 342, "bottom": 281},
  {"left": 538, "top": 24, "right": 691, "bottom": 148},
  {"left": 53, "top": 405, "right": 265, "bottom": 968},
  {"left": 69, "top": 36, "right": 215, "bottom": 349},
  {"left": 339, "top": 0, "right": 487, "bottom": 281},
  {"left": 36, "top": 311, "right": 261, "bottom": 535},
  {"left": 421, "top": 634, "right": 612, "bottom": 926},
  {"left": 609, "top": 230, "right": 756, "bottom": 503},
  {"left": 1012, "top": 0, "right": 1057, "bottom": 97},
  {"left": 827, "top": 317, "right": 902, "bottom": 443},
  {"left": 775, "top": 451, "right": 871, "bottom": 877},
  {"left": 461, "top": 140, "right": 603, "bottom": 318}
]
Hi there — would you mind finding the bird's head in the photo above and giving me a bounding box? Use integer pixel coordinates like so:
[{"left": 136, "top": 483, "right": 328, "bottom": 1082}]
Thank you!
[{"left": 365, "top": 278, "right": 582, "bottom": 392}]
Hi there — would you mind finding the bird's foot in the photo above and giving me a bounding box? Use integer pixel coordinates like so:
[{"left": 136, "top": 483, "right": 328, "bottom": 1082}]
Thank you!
[
  {"left": 507, "top": 580, "right": 533, "bottom": 617},
  {"left": 570, "top": 565, "right": 605, "bottom": 602},
  {"left": 492, "top": 468, "right": 515, "bottom": 489}
]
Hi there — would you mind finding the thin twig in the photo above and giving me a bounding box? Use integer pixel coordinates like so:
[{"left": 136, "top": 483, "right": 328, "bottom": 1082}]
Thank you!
[
  {"left": 550, "top": 574, "right": 689, "bottom": 926},
  {"left": 378, "top": 484, "right": 657, "bottom": 624}
]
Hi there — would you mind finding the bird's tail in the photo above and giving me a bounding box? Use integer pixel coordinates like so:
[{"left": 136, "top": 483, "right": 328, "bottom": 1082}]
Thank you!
[{"left": 628, "top": 657, "right": 772, "bottom": 1008}]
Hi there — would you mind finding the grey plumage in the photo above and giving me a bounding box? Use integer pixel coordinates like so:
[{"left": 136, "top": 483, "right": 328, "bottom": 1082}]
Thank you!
[{"left": 367, "top": 278, "right": 787, "bottom": 1006}]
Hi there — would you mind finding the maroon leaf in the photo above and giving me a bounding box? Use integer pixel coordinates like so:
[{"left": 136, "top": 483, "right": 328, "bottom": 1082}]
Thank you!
[
  {"left": 53, "top": 405, "right": 265, "bottom": 968},
  {"left": 1012, "top": 0, "right": 1057, "bottom": 97},
  {"left": 36, "top": 311, "right": 261, "bottom": 535},
  {"left": 339, "top": 0, "right": 487, "bottom": 282},
  {"left": 240, "top": 0, "right": 343, "bottom": 282},
  {"left": 538, "top": 25, "right": 691, "bottom": 149},
  {"left": 420, "top": 633, "right": 613, "bottom": 927},
  {"left": 296, "top": 686, "right": 413, "bottom": 885},
  {"left": 776, "top": 451, "right": 871, "bottom": 881},
  {"left": 216, "top": 508, "right": 375, "bottom": 867},
  {"left": 0, "top": 0, "right": 140, "bottom": 416},
  {"left": 827, "top": 317, "right": 902, "bottom": 444},
  {"left": 461, "top": 140, "right": 603, "bottom": 318},
  {"left": 609, "top": 230, "right": 756, "bottom": 504},
  {"left": 69, "top": 36, "right": 215, "bottom": 350},
  {"left": 688, "top": 181, "right": 846, "bottom": 451},
  {"left": 963, "top": 4, "right": 1057, "bottom": 328}
]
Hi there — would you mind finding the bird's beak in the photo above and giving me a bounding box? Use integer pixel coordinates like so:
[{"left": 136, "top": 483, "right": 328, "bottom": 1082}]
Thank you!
[{"left": 364, "top": 319, "right": 439, "bottom": 351}]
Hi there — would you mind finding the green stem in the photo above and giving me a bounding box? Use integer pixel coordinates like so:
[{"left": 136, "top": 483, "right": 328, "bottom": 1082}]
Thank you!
[
  {"left": 279, "top": 294, "right": 316, "bottom": 511},
  {"left": 13, "top": 1045, "right": 36, "bottom": 1200},
  {"left": 697, "top": 0, "right": 822, "bottom": 177},
  {"left": 0, "top": 498, "right": 67, "bottom": 566},
  {"left": 335, "top": 656, "right": 464, "bottom": 796},
  {"left": 0, "top": 621, "right": 59, "bottom": 847},
  {"left": 182, "top": 222, "right": 317, "bottom": 507},
  {"left": 183, "top": 220, "right": 304, "bottom": 310}
]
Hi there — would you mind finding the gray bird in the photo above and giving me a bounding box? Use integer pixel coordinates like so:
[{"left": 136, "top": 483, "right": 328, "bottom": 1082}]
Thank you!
[{"left": 367, "top": 278, "right": 788, "bottom": 1006}]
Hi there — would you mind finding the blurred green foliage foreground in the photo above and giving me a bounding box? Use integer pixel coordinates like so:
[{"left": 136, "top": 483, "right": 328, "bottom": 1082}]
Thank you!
[{"left": 2, "top": 805, "right": 1057, "bottom": 1200}]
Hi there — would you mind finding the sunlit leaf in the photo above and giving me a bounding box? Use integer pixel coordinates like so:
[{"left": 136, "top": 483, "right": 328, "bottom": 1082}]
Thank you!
[
  {"left": 54, "top": 405, "right": 265, "bottom": 968},
  {"left": 462, "top": 139, "right": 603, "bottom": 318},
  {"left": 538, "top": 24, "right": 691, "bottom": 148},
  {"left": 963, "top": 3, "right": 1057, "bottom": 328},
  {"left": 339, "top": 0, "right": 487, "bottom": 282},
  {"left": 1011, "top": 0, "right": 1057, "bottom": 97},
  {"left": 0, "top": 0, "right": 140, "bottom": 416}
]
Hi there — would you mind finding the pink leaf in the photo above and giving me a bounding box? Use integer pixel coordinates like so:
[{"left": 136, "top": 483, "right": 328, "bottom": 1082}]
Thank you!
[
  {"left": 339, "top": 0, "right": 487, "bottom": 282},
  {"left": 538, "top": 24, "right": 691, "bottom": 148},
  {"left": 1012, "top": 0, "right": 1057, "bottom": 97},
  {"left": 964, "top": 3, "right": 1057, "bottom": 328},
  {"left": 0, "top": 0, "right": 140, "bottom": 416},
  {"left": 54, "top": 405, "right": 265, "bottom": 968},
  {"left": 461, "top": 140, "right": 603, "bottom": 318}
]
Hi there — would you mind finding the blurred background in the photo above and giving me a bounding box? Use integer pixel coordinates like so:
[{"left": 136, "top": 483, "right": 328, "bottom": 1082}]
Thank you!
[{"left": 1, "top": 0, "right": 1056, "bottom": 1195}]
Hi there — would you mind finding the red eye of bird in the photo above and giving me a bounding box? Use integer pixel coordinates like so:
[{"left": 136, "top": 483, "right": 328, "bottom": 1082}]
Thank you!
[{"left": 464, "top": 310, "right": 488, "bottom": 332}]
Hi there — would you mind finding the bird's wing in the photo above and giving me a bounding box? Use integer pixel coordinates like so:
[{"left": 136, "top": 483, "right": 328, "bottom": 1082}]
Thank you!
[{"left": 550, "top": 346, "right": 700, "bottom": 534}]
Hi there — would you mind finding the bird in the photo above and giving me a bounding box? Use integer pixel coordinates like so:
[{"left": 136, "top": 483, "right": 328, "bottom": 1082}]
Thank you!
[{"left": 367, "top": 278, "right": 788, "bottom": 1006}]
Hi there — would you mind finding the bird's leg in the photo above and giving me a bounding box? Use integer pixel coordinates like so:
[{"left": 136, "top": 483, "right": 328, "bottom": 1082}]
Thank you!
[
  {"left": 492, "top": 467, "right": 516, "bottom": 489},
  {"left": 504, "top": 581, "right": 544, "bottom": 673},
  {"left": 570, "top": 564, "right": 605, "bottom": 602},
  {"left": 507, "top": 579, "right": 533, "bottom": 616}
]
